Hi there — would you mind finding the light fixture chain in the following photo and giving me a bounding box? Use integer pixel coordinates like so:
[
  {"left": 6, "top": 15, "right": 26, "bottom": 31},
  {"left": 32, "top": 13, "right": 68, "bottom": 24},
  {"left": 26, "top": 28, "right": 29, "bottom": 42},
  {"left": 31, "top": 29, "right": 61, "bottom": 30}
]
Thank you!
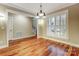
[{"left": 40, "top": 3, "right": 42, "bottom": 10}]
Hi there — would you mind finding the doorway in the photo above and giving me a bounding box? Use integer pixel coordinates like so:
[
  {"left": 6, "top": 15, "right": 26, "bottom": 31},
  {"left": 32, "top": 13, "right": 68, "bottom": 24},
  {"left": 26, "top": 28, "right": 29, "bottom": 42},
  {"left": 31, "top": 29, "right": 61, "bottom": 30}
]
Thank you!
[{"left": 7, "top": 12, "right": 14, "bottom": 40}]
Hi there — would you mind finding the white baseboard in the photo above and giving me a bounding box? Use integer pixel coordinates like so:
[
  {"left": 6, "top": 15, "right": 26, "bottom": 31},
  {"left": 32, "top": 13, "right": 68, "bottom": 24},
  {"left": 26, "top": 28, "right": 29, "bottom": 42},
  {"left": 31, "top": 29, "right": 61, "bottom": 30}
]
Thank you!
[
  {"left": 41, "top": 36, "right": 79, "bottom": 48},
  {"left": 12, "top": 34, "right": 36, "bottom": 40},
  {"left": 0, "top": 35, "right": 35, "bottom": 49},
  {"left": 0, "top": 45, "right": 8, "bottom": 49}
]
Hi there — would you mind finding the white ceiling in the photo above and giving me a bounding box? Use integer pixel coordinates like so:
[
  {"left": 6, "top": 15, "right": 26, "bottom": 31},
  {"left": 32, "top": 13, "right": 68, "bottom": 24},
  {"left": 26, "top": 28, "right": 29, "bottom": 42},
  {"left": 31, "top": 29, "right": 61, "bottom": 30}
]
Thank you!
[{"left": 1, "top": 3, "right": 76, "bottom": 16}]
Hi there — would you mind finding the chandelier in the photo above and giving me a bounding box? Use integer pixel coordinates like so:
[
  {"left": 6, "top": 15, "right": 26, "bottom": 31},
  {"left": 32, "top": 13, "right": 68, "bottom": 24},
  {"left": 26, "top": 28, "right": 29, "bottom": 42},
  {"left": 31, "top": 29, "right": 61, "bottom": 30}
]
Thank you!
[{"left": 36, "top": 4, "right": 46, "bottom": 18}]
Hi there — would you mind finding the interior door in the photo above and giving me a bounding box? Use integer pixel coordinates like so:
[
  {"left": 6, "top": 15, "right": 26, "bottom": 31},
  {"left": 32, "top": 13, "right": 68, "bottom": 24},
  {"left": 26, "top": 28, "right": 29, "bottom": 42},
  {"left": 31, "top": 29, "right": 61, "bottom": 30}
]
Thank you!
[{"left": 8, "top": 13, "right": 14, "bottom": 40}]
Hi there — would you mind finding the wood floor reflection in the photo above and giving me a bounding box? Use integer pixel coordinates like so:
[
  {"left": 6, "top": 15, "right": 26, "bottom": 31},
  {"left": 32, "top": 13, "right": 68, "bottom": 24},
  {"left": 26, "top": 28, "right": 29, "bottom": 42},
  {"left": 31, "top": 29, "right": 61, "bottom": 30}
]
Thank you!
[
  {"left": 0, "top": 36, "right": 79, "bottom": 56},
  {"left": 0, "top": 37, "right": 49, "bottom": 56}
]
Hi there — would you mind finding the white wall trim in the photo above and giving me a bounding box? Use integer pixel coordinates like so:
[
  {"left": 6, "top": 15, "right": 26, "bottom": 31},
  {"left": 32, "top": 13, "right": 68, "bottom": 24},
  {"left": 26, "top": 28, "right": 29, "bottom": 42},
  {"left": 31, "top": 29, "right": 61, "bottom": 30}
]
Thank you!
[
  {"left": 41, "top": 36, "right": 79, "bottom": 48},
  {"left": 0, "top": 45, "right": 8, "bottom": 49},
  {"left": 6, "top": 9, "right": 33, "bottom": 17},
  {"left": 12, "top": 34, "right": 36, "bottom": 40},
  {"left": 6, "top": 9, "right": 9, "bottom": 48},
  {"left": 48, "top": 3, "right": 76, "bottom": 15}
]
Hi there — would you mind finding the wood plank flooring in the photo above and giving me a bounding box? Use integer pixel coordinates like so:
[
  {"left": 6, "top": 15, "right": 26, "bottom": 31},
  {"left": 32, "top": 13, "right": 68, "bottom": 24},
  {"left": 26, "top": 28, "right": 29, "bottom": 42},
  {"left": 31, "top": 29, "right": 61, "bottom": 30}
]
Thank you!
[
  {"left": 0, "top": 36, "right": 79, "bottom": 56},
  {"left": 0, "top": 37, "right": 50, "bottom": 56}
]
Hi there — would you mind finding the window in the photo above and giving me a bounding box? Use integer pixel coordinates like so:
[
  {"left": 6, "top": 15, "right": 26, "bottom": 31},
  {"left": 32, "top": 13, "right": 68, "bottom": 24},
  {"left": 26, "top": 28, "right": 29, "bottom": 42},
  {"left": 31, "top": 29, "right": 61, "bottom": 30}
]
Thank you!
[
  {"left": 47, "top": 12, "right": 68, "bottom": 40},
  {"left": 55, "top": 15, "right": 61, "bottom": 38},
  {"left": 47, "top": 17, "right": 56, "bottom": 37},
  {"left": 60, "top": 14, "right": 67, "bottom": 38}
]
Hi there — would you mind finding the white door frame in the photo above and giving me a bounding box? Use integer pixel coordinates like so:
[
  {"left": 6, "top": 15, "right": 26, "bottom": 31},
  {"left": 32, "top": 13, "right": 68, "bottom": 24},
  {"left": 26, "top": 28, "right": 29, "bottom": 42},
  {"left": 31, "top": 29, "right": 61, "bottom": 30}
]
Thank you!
[{"left": 7, "top": 12, "right": 14, "bottom": 41}]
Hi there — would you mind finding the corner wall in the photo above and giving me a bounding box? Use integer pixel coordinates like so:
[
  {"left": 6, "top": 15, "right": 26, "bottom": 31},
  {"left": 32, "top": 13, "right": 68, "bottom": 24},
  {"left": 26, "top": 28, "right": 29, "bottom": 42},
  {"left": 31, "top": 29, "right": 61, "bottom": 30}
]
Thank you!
[
  {"left": 13, "top": 14, "right": 34, "bottom": 39},
  {"left": 0, "top": 6, "right": 8, "bottom": 48},
  {"left": 68, "top": 4, "right": 79, "bottom": 45},
  {"left": 40, "top": 4, "right": 79, "bottom": 47}
]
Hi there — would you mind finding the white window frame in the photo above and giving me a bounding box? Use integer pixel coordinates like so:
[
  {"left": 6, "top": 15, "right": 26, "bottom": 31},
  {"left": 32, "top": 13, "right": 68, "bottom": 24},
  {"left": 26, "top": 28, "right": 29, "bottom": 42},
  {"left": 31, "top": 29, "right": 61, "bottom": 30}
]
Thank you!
[{"left": 47, "top": 10, "right": 69, "bottom": 40}]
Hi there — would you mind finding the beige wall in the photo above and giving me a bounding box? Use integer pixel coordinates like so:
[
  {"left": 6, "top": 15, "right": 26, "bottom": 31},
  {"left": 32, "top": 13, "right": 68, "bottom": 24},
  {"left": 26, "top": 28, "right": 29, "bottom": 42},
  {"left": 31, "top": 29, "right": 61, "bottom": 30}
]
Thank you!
[
  {"left": 68, "top": 4, "right": 79, "bottom": 45},
  {"left": 0, "top": 5, "right": 34, "bottom": 48},
  {"left": 40, "top": 4, "right": 79, "bottom": 47},
  {"left": 13, "top": 14, "right": 34, "bottom": 39},
  {"left": 0, "top": 6, "right": 7, "bottom": 47},
  {"left": 37, "top": 19, "right": 47, "bottom": 37}
]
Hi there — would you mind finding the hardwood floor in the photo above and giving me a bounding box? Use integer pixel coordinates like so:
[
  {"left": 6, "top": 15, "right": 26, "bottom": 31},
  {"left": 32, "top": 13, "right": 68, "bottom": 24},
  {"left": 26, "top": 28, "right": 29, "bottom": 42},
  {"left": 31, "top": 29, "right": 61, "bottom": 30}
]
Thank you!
[
  {"left": 0, "top": 36, "right": 79, "bottom": 56},
  {"left": 0, "top": 37, "right": 50, "bottom": 56}
]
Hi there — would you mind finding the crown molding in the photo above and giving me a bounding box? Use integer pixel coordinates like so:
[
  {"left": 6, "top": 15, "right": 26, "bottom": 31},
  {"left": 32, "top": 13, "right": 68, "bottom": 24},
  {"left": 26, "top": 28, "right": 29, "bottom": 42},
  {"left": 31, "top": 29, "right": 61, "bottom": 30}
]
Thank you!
[{"left": 0, "top": 3, "right": 35, "bottom": 17}]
